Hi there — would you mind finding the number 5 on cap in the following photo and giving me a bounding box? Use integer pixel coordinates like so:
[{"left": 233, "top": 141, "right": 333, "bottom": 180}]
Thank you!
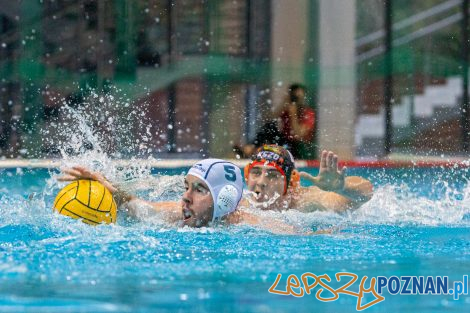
[{"left": 224, "top": 165, "right": 237, "bottom": 182}]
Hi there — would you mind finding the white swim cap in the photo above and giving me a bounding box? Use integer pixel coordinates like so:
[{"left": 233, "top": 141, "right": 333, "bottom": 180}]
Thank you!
[{"left": 187, "top": 159, "right": 243, "bottom": 221}]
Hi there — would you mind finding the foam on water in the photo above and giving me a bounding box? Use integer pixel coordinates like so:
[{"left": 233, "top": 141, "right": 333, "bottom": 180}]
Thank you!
[
  {"left": 237, "top": 171, "right": 470, "bottom": 232},
  {"left": 348, "top": 183, "right": 470, "bottom": 225}
]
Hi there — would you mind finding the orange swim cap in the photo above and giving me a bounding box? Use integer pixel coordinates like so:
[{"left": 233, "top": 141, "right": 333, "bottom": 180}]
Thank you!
[{"left": 244, "top": 144, "right": 296, "bottom": 194}]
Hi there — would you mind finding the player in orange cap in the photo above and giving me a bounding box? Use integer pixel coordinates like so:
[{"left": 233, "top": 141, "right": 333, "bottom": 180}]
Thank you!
[{"left": 243, "top": 144, "right": 373, "bottom": 212}]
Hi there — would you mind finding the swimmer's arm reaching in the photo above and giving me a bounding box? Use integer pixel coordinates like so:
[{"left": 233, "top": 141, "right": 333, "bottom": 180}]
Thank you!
[
  {"left": 296, "top": 186, "right": 354, "bottom": 213},
  {"left": 299, "top": 150, "right": 373, "bottom": 209},
  {"left": 121, "top": 199, "right": 181, "bottom": 222},
  {"left": 226, "top": 209, "right": 335, "bottom": 235},
  {"left": 58, "top": 166, "right": 180, "bottom": 221}
]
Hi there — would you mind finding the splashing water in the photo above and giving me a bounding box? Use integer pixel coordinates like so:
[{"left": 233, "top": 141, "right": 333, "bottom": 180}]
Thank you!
[{"left": 39, "top": 89, "right": 174, "bottom": 204}]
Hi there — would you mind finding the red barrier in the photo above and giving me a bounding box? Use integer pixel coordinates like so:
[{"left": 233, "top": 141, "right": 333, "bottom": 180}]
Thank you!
[{"left": 302, "top": 160, "right": 470, "bottom": 168}]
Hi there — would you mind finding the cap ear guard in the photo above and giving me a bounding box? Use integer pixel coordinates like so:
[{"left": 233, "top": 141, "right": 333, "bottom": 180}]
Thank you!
[{"left": 213, "top": 184, "right": 239, "bottom": 221}]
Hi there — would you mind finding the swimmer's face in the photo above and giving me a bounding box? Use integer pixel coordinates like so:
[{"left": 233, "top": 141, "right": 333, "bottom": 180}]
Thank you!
[
  {"left": 181, "top": 174, "right": 214, "bottom": 227},
  {"left": 246, "top": 165, "right": 285, "bottom": 207}
]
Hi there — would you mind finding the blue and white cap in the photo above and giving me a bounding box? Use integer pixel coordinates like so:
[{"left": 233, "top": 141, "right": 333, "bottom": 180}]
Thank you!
[{"left": 187, "top": 159, "right": 243, "bottom": 221}]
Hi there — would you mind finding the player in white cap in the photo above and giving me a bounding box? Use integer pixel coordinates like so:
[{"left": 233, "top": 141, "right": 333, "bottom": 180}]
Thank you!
[
  {"left": 181, "top": 159, "right": 243, "bottom": 227},
  {"left": 59, "top": 159, "right": 294, "bottom": 232}
]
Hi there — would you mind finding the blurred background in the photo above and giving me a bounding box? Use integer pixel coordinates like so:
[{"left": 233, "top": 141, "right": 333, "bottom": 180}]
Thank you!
[{"left": 0, "top": 0, "right": 469, "bottom": 160}]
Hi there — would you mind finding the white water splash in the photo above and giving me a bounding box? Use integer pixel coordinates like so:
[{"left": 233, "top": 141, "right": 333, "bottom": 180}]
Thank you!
[
  {"left": 237, "top": 179, "right": 470, "bottom": 229},
  {"left": 39, "top": 90, "right": 174, "bottom": 202},
  {"left": 348, "top": 182, "right": 470, "bottom": 226}
]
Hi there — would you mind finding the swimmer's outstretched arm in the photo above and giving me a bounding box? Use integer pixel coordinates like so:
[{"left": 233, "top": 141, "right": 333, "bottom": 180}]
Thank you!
[
  {"left": 58, "top": 166, "right": 180, "bottom": 221},
  {"left": 296, "top": 186, "right": 355, "bottom": 213},
  {"left": 299, "top": 150, "right": 373, "bottom": 207},
  {"left": 120, "top": 199, "right": 181, "bottom": 222}
]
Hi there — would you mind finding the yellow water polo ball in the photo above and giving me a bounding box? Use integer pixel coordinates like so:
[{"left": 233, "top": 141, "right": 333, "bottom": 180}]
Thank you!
[{"left": 53, "top": 180, "right": 117, "bottom": 225}]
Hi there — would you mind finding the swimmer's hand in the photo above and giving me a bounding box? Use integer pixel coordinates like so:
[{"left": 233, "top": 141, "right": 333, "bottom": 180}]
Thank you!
[
  {"left": 58, "top": 166, "right": 118, "bottom": 193},
  {"left": 299, "top": 150, "right": 346, "bottom": 192},
  {"left": 58, "top": 166, "right": 134, "bottom": 205}
]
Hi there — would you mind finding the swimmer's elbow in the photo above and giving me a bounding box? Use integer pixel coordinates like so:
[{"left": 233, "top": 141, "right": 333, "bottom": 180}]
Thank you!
[
  {"left": 353, "top": 176, "right": 373, "bottom": 190},
  {"left": 345, "top": 176, "right": 374, "bottom": 201},
  {"left": 353, "top": 181, "right": 374, "bottom": 205}
]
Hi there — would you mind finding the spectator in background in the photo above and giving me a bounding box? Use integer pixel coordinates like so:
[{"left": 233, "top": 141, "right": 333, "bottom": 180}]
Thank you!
[
  {"left": 274, "top": 83, "right": 315, "bottom": 158},
  {"left": 234, "top": 83, "right": 316, "bottom": 159}
]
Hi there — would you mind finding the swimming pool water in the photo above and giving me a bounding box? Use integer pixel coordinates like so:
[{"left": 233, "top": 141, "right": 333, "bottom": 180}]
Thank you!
[{"left": 1, "top": 167, "right": 470, "bottom": 312}]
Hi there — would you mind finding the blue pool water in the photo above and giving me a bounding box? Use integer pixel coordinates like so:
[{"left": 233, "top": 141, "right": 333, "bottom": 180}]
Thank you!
[{"left": 1, "top": 166, "right": 470, "bottom": 312}]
